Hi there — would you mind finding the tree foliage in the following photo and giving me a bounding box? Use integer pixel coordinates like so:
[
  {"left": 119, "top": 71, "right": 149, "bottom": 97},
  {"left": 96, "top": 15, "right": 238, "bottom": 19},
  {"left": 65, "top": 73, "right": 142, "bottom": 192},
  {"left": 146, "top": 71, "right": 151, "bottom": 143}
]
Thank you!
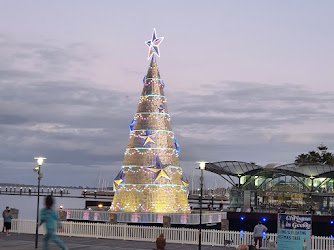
[{"left": 295, "top": 144, "right": 334, "bottom": 166}]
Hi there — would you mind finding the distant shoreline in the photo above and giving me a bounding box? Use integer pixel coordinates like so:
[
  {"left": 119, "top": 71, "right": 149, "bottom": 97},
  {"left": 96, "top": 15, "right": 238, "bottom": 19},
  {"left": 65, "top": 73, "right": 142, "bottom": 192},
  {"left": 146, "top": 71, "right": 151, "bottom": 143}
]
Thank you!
[{"left": 0, "top": 183, "right": 92, "bottom": 189}]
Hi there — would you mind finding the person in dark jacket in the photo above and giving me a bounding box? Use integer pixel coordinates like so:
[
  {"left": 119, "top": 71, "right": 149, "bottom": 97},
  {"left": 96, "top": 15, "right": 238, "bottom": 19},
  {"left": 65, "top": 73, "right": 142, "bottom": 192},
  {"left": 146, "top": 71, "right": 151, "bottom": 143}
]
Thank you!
[
  {"left": 156, "top": 233, "right": 166, "bottom": 250},
  {"left": 3, "top": 207, "right": 12, "bottom": 236},
  {"left": 2, "top": 206, "right": 9, "bottom": 233}
]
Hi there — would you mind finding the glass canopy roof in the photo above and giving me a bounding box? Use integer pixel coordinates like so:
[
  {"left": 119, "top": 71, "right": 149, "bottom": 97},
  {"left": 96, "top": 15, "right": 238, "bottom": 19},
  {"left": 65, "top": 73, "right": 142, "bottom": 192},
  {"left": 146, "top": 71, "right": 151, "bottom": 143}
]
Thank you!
[
  {"left": 205, "top": 161, "right": 263, "bottom": 177},
  {"left": 206, "top": 161, "right": 334, "bottom": 178}
]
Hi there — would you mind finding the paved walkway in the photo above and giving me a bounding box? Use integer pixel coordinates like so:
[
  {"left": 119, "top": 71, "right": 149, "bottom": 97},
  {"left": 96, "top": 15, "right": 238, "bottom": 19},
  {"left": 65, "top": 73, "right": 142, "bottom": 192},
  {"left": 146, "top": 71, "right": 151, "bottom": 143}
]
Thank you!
[{"left": 0, "top": 233, "right": 235, "bottom": 250}]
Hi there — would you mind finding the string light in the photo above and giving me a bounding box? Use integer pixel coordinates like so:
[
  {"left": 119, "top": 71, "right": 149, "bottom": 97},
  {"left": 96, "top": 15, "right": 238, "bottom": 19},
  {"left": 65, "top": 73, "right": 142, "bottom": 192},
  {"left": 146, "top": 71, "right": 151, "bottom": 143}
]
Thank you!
[
  {"left": 143, "top": 78, "right": 165, "bottom": 88},
  {"left": 124, "top": 148, "right": 179, "bottom": 156},
  {"left": 129, "top": 130, "right": 175, "bottom": 140},
  {"left": 134, "top": 113, "right": 171, "bottom": 122},
  {"left": 121, "top": 165, "right": 181, "bottom": 170},
  {"left": 139, "top": 95, "right": 166, "bottom": 104}
]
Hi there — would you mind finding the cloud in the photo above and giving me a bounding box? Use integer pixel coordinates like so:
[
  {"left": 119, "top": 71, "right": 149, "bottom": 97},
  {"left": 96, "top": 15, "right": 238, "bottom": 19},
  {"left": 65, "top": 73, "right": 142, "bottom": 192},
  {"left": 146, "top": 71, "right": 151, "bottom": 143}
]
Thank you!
[
  {"left": 166, "top": 81, "right": 334, "bottom": 169},
  {"left": 1, "top": 34, "right": 334, "bottom": 188}
]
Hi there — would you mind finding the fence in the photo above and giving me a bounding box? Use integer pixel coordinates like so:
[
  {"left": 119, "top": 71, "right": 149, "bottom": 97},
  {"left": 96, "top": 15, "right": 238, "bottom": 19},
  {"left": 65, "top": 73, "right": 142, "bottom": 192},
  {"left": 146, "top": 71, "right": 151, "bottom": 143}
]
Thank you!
[
  {"left": 1, "top": 219, "right": 333, "bottom": 249},
  {"left": 63, "top": 209, "right": 226, "bottom": 224}
]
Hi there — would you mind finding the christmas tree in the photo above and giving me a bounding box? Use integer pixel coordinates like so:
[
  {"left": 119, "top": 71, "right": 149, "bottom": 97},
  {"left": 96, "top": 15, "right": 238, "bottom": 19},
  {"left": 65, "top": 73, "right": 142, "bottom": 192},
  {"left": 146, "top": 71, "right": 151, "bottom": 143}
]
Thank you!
[{"left": 111, "top": 29, "right": 190, "bottom": 213}]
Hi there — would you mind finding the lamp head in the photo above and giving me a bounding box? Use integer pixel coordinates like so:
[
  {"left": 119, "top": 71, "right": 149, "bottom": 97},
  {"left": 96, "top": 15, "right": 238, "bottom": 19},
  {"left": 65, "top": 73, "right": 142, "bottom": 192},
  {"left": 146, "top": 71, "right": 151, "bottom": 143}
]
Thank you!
[
  {"left": 33, "top": 167, "right": 39, "bottom": 172},
  {"left": 34, "top": 157, "right": 46, "bottom": 166},
  {"left": 197, "top": 161, "right": 208, "bottom": 170}
]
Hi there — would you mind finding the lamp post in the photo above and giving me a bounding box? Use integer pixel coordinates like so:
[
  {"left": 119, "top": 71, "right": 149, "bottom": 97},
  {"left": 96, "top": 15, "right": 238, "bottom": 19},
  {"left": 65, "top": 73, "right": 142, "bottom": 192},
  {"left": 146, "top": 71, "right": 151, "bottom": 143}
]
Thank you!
[
  {"left": 197, "top": 161, "right": 207, "bottom": 250},
  {"left": 34, "top": 157, "right": 46, "bottom": 249},
  {"left": 211, "top": 189, "right": 214, "bottom": 210}
]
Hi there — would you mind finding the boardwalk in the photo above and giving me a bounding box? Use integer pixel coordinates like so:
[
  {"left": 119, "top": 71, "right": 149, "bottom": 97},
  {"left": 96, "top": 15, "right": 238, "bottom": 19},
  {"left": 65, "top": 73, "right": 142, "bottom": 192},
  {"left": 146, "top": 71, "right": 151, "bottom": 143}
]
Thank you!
[{"left": 0, "top": 233, "right": 234, "bottom": 250}]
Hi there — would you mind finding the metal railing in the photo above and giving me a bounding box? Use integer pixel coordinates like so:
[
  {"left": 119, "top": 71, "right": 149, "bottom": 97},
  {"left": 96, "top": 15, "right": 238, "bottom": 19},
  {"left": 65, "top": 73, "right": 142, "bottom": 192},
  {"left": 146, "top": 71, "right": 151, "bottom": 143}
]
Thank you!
[
  {"left": 62, "top": 209, "right": 227, "bottom": 224},
  {"left": 1, "top": 218, "right": 333, "bottom": 249}
]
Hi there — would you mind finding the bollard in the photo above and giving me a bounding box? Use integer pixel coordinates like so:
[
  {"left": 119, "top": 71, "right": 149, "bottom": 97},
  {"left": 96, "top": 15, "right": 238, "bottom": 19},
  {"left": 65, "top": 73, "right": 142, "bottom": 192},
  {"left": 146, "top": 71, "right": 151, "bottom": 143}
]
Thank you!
[
  {"left": 51, "top": 188, "right": 53, "bottom": 196},
  {"left": 60, "top": 189, "right": 63, "bottom": 197},
  {"left": 20, "top": 187, "right": 22, "bottom": 195},
  {"left": 94, "top": 190, "right": 97, "bottom": 199},
  {"left": 58, "top": 209, "right": 66, "bottom": 221},
  {"left": 84, "top": 189, "right": 86, "bottom": 198},
  {"left": 221, "top": 219, "right": 229, "bottom": 231},
  {"left": 29, "top": 188, "right": 31, "bottom": 195},
  {"left": 163, "top": 216, "right": 171, "bottom": 227},
  {"left": 6, "top": 186, "right": 8, "bottom": 192},
  {"left": 110, "top": 213, "right": 117, "bottom": 224},
  {"left": 41, "top": 188, "right": 43, "bottom": 193}
]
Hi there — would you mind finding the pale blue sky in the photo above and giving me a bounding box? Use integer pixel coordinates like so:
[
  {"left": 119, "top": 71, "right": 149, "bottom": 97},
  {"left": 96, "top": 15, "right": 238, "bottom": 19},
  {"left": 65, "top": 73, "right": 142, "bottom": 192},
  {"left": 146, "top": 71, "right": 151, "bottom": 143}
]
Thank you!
[{"left": 0, "top": 1, "right": 333, "bottom": 187}]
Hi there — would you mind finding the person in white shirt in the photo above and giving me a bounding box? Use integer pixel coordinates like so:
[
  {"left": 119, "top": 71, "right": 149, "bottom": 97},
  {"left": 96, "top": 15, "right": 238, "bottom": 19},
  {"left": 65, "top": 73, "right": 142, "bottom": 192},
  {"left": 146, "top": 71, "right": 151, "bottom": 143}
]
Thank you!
[{"left": 253, "top": 221, "right": 268, "bottom": 248}]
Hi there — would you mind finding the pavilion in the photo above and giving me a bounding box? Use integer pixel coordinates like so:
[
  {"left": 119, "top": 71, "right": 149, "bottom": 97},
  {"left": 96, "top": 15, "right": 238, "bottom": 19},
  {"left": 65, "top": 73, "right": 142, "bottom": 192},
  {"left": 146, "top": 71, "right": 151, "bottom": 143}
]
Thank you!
[{"left": 205, "top": 161, "right": 334, "bottom": 214}]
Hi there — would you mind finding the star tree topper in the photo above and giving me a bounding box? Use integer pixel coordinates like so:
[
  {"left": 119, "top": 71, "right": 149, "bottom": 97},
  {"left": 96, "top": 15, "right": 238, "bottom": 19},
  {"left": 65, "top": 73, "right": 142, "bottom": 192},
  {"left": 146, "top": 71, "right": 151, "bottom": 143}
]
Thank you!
[
  {"left": 147, "top": 156, "right": 171, "bottom": 181},
  {"left": 145, "top": 28, "right": 164, "bottom": 59}
]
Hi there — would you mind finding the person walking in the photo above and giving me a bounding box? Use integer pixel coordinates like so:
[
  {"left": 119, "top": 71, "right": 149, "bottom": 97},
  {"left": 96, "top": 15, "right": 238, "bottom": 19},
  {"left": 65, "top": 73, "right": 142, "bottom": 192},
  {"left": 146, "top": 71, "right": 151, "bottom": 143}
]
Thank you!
[
  {"left": 3, "top": 207, "right": 12, "bottom": 236},
  {"left": 40, "top": 195, "right": 67, "bottom": 250},
  {"left": 156, "top": 233, "right": 166, "bottom": 250},
  {"left": 253, "top": 221, "right": 267, "bottom": 249}
]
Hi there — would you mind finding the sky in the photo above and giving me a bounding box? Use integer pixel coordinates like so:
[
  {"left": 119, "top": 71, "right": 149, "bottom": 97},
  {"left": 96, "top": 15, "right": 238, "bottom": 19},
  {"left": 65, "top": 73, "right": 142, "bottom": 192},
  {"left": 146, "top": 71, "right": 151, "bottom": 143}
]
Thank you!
[{"left": 0, "top": 1, "right": 333, "bottom": 188}]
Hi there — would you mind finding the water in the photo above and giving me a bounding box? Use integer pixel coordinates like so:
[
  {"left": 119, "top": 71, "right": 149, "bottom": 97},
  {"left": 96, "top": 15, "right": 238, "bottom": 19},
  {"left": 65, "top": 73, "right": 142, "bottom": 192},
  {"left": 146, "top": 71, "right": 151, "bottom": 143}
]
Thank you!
[{"left": 0, "top": 188, "right": 90, "bottom": 219}]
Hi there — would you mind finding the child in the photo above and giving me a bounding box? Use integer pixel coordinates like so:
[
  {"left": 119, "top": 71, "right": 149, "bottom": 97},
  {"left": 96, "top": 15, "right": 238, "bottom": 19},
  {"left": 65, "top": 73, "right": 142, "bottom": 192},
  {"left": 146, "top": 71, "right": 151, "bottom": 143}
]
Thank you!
[{"left": 40, "top": 195, "right": 67, "bottom": 250}]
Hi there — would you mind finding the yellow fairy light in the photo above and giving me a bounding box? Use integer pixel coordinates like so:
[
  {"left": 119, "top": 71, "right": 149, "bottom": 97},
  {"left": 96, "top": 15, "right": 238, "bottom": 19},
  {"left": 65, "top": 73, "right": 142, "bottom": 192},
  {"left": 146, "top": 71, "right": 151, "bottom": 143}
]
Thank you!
[{"left": 111, "top": 39, "right": 190, "bottom": 213}]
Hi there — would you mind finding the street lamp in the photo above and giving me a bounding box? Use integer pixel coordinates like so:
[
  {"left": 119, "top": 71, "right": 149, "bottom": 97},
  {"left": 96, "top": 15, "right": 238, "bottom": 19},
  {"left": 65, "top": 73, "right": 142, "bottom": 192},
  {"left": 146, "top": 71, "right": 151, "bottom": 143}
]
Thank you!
[
  {"left": 197, "top": 161, "right": 207, "bottom": 250},
  {"left": 33, "top": 157, "right": 46, "bottom": 249},
  {"left": 211, "top": 189, "right": 214, "bottom": 210}
]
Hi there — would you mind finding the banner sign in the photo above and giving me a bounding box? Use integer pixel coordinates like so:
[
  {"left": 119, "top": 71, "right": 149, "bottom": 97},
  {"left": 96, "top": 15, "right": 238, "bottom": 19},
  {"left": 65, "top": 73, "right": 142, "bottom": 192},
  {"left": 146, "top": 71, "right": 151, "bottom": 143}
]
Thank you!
[{"left": 277, "top": 214, "right": 312, "bottom": 250}]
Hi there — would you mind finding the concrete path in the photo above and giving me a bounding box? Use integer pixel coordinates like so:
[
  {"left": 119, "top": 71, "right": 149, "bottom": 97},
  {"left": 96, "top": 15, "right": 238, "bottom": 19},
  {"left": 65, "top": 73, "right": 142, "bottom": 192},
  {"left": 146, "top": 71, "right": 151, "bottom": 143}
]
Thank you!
[{"left": 0, "top": 233, "right": 236, "bottom": 250}]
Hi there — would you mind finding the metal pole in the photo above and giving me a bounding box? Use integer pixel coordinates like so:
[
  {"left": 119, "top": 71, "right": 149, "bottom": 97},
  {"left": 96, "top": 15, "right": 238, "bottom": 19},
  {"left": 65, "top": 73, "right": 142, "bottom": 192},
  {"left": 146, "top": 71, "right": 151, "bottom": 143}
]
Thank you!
[
  {"left": 199, "top": 168, "right": 203, "bottom": 250},
  {"left": 35, "top": 166, "right": 41, "bottom": 249},
  {"left": 212, "top": 196, "right": 214, "bottom": 209}
]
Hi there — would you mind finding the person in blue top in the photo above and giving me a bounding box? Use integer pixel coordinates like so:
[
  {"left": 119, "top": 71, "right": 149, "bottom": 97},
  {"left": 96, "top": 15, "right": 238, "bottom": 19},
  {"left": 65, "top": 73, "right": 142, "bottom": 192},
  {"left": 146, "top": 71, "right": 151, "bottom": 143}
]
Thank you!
[
  {"left": 40, "top": 195, "right": 67, "bottom": 250},
  {"left": 3, "top": 206, "right": 12, "bottom": 236}
]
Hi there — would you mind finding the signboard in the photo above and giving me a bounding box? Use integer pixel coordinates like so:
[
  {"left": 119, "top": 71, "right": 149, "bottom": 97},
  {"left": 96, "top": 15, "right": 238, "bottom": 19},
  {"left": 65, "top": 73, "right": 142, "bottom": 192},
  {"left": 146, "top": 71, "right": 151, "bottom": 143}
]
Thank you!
[{"left": 277, "top": 214, "right": 312, "bottom": 250}]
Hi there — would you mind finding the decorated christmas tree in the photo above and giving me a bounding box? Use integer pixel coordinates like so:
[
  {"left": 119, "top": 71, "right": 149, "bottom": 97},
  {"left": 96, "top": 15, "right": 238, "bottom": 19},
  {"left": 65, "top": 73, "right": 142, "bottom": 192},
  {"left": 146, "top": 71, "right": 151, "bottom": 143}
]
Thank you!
[{"left": 111, "top": 29, "right": 190, "bottom": 213}]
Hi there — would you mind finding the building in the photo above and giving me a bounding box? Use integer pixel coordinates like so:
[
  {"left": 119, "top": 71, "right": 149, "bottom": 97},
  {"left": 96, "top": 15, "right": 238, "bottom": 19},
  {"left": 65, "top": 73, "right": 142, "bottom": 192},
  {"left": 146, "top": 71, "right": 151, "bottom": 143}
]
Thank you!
[{"left": 205, "top": 161, "right": 334, "bottom": 214}]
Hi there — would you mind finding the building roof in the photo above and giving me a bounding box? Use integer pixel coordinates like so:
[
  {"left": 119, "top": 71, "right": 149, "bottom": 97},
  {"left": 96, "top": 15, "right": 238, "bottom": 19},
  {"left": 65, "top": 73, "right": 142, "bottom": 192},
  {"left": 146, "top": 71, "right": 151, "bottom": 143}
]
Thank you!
[
  {"left": 205, "top": 161, "right": 334, "bottom": 179},
  {"left": 275, "top": 163, "right": 334, "bottom": 178},
  {"left": 205, "top": 161, "right": 264, "bottom": 177}
]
